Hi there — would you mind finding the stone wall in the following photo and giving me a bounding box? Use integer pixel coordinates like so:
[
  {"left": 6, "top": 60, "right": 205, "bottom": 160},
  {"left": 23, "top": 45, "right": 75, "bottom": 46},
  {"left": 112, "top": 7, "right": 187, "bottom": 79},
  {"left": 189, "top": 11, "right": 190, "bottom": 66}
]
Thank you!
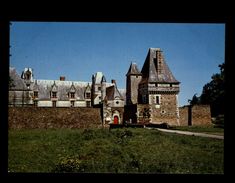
[
  {"left": 179, "top": 105, "right": 211, "bottom": 126},
  {"left": 191, "top": 105, "right": 211, "bottom": 125},
  {"left": 8, "top": 107, "right": 102, "bottom": 129},
  {"left": 179, "top": 106, "right": 188, "bottom": 126}
]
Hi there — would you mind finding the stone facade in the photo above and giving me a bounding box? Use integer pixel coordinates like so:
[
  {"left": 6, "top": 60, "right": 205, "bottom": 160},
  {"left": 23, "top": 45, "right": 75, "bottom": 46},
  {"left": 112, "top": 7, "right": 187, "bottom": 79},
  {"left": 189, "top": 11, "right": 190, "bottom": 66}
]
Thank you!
[
  {"left": 9, "top": 68, "right": 125, "bottom": 125},
  {"left": 125, "top": 48, "right": 180, "bottom": 126}
]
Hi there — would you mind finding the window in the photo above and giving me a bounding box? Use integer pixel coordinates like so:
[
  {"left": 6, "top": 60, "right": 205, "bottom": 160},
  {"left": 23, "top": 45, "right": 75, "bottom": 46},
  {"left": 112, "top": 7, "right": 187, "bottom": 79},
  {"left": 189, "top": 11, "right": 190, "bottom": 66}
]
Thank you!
[
  {"left": 156, "top": 96, "right": 160, "bottom": 105},
  {"left": 86, "top": 101, "right": 91, "bottom": 107},
  {"left": 34, "top": 91, "right": 38, "bottom": 98},
  {"left": 161, "top": 110, "right": 166, "bottom": 114},
  {"left": 116, "top": 101, "right": 119, "bottom": 105},
  {"left": 70, "top": 92, "right": 75, "bottom": 99},
  {"left": 52, "top": 92, "right": 57, "bottom": 98},
  {"left": 33, "top": 100, "right": 38, "bottom": 107},
  {"left": 52, "top": 101, "right": 56, "bottom": 107},
  {"left": 136, "top": 76, "right": 138, "bottom": 78},
  {"left": 86, "top": 92, "right": 91, "bottom": 99},
  {"left": 71, "top": 101, "right": 75, "bottom": 107},
  {"left": 142, "top": 95, "right": 146, "bottom": 103},
  {"left": 98, "top": 86, "right": 101, "bottom": 91}
]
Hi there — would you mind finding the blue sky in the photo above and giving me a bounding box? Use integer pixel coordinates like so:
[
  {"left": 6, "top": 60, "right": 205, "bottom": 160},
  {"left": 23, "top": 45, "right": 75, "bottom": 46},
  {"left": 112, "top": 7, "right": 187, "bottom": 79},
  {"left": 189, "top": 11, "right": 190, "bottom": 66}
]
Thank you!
[{"left": 10, "top": 22, "right": 225, "bottom": 106}]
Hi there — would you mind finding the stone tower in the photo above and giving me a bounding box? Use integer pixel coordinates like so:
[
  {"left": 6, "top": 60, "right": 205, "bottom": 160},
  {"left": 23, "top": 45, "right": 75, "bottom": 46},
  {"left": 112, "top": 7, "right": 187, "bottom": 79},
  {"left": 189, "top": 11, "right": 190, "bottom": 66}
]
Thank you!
[
  {"left": 101, "top": 75, "right": 106, "bottom": 101},
  {"left": 21, "top": 68, "right": 34, "bottom": 89},
  {"left": 91, "top": 72, "right": 104, "bottom": 105},
  {"left": 138, "top": 48, "right": 180, "bottom": 125},
  {"left": 126, "top": 62, "right": 142, "bottom": 105}
]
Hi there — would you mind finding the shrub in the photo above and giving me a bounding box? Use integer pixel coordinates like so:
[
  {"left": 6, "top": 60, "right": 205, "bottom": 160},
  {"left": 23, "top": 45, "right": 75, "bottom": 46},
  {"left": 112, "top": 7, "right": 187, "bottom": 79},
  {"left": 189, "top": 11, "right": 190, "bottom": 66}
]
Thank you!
[
  {"left": 213, "top": 115, "right": 224, "bottom": 128},
  {"left": 82, "top": 129, "right": 95, "bottom": 140},
  {"left": 53, "top": 156, "right": 82, "bottom": 173}
]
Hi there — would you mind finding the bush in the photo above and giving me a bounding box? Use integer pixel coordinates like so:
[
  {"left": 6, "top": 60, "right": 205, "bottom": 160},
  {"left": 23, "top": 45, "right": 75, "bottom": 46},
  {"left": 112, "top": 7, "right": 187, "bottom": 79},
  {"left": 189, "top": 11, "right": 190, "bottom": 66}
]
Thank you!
[
  {"left": 213, "top": 115, "right": 224, "bottom": 128},
  {"left": 53, "top": 156, "right": 84, "bottom": 173}
]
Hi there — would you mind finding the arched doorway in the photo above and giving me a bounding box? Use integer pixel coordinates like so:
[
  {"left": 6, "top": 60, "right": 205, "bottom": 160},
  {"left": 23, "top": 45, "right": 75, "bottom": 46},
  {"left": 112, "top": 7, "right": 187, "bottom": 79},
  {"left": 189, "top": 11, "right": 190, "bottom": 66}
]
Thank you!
[{"left": 113, "top": 116, "right": 119, "bottom": 124}]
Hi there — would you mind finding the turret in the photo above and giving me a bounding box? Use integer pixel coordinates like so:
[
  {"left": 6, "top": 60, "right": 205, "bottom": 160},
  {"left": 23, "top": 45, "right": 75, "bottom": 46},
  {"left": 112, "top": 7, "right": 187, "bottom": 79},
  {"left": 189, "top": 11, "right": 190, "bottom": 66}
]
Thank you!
[{"left": 126, "top": 62, "right": 142, "bottom": 105}]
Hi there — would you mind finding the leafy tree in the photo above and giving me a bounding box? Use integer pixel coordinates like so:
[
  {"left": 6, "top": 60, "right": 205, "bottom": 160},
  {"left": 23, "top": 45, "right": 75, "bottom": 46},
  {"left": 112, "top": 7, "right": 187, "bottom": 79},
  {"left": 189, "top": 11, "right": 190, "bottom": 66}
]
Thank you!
[
  {"left": 200, "top": 63, "right": 224, "bottom": 117},
  {"left": 188, "top": 93, "right": 199, "bottom": 105},
  {"left": 188, "top": 63, "right": 225, "bottom": 117}
]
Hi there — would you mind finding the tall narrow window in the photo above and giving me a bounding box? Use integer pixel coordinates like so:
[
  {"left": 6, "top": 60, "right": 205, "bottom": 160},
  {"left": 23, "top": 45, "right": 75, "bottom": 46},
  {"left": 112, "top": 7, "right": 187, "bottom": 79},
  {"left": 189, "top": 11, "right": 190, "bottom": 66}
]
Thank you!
[
  {"left": 34, "top": 91, "right": 38, "bottom": 98},
  {"left": 33, "top": 100, "right": 38, "bottom": 107},
  {"left": 86, "top": 92, "right": 91, "bottom": 99},
  {"left": 86, "top": 101, "right": 91, "bottom": 107},
  {"left": 52, "top": 101, "right": 56, "bottom": 107},
  {"left": 156, "top": 96, "right": 160, "bottom": 105},
  {"left": 70, "top": 92, "right": 75, "bottom": 99},
  {"left": 71, "top": 101, "right": 75, "bottom": 107},
  {"left": 52, "top": 92, "right": 57, "bottom": 98}
]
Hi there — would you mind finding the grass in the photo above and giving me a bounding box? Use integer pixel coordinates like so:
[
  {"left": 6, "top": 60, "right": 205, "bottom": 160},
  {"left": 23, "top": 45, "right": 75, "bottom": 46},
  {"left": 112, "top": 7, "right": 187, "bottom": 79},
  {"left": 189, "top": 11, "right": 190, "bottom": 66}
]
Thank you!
[{"left": 8, "top": 128, "right": 224, "bottom": 174}]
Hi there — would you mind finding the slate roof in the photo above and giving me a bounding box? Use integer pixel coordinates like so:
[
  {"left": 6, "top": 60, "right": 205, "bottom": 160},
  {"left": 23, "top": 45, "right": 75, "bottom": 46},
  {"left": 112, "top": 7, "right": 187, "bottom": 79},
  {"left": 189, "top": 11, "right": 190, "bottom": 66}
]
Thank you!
[
  {"left": 9, "top": 67, "right": 27, "bottom": 90},
  {"left": 106, "top": 84, "right": 124, "bottom": 101},
  {"left": 141, "top": 48, "right": 180, "bottom": 84},
  {"left": 33, "top": 80, "right": 92, "bottom": 100},
  {"left": 93, "top": 72, "right": 104, "bottom": 84},
  {"left": 126, "top": 62, "right": 142, "bottom": 76}
]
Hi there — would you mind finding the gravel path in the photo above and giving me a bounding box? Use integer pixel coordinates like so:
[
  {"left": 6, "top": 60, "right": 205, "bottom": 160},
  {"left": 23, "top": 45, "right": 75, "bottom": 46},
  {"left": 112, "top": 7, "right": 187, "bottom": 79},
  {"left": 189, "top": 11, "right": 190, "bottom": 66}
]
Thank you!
[{"left": 146, "top": 128, "right": 224, "bottom": 140}]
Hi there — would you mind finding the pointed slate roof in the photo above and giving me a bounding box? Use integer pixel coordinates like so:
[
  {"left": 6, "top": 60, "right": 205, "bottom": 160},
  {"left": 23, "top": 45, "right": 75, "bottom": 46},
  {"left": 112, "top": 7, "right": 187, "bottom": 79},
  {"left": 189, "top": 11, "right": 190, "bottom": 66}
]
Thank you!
[
  {"left": 106, "top": 84, "right": 124, "bottom": 101},
  {"left": 93, "top": 72, "right": 104, "bottom": 84},
  {"left": 126, "top": 62, "right": 142, "bottom": 76},
  {"left": 141, "top": 48, "right": 179, "bottom": 84},
  {"left": 101, "top": 75, "right": 106, "bottom": 83}
]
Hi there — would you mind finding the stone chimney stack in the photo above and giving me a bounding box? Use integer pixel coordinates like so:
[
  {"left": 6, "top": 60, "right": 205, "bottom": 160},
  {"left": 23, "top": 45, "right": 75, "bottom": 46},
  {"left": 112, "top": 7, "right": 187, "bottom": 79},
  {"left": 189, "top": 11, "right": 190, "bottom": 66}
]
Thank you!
[
  {"left": 60, "top": 76, "right": 65, "bottom": 81},
  {"left": 111, "top": 79, "right": 116, "bottom": 85},
  {"left": 156, "top": 49, "right": 163, "bottom": 74}
]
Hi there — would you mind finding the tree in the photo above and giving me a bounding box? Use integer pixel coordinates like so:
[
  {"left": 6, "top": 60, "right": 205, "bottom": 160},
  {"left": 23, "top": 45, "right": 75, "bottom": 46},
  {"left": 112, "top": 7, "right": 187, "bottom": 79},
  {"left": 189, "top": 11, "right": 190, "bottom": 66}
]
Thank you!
[
  {"left": 189, "top": 63, "right": 225, "bottom": 117},
  {"left": 200, "top": 63, "right": 225, "bottom": 117},
  {"left": 188, "top": 93, "right": 199, "bottom": 105}
]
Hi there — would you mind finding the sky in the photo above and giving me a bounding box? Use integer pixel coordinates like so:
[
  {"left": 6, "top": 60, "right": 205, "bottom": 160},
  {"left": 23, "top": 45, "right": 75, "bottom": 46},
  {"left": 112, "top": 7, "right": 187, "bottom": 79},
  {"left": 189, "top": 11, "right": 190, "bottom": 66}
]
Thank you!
[{"left": 10, "top": 22, "right": 225, "bottom": 106}]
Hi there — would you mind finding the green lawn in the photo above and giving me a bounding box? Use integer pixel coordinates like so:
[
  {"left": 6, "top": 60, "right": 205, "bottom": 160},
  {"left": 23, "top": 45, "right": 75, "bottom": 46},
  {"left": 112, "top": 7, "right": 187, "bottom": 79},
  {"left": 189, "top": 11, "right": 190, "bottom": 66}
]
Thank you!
[{"left": 8, "top": 128, "right": 224, "bottom": 174}]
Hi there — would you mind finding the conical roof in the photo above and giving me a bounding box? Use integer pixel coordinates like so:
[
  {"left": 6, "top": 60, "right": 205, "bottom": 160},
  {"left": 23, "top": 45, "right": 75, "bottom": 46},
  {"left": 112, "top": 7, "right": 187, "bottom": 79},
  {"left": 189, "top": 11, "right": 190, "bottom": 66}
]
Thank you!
[
  {"left": 126, "top": 62, "right": 142, "bottom": 76},
  {"left": 141, "top": 48, "right": 179, "bottom": 83}
]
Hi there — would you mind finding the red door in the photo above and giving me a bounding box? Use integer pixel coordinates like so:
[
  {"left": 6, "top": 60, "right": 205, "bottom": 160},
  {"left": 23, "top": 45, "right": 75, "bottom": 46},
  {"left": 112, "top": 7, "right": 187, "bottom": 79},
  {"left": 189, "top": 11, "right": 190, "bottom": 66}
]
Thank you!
[{"left": 114, "top": 116, "right": 119, "bottom": 124}]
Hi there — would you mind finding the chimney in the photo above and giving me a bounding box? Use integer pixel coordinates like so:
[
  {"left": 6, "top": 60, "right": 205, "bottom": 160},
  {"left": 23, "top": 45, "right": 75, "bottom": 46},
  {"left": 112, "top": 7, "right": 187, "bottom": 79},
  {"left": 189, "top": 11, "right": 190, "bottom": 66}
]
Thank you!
[
  {"left": 156, "top": 50, "right": 163, "bottom": 74},
  {"left": 111, "top": 79, "right": 116, "bottom": 84},
  {"left": 60, "top": 76, "right": 65, "bottom": 81}
]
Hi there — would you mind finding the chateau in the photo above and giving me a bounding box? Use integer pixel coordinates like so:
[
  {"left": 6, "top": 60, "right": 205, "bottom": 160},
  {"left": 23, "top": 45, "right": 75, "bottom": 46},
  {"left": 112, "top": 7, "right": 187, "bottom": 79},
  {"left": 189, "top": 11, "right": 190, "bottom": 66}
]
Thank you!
[
  {"left": 124, "top": 48, "right": 180, "bottom": 126},
  {"left": 9, "top": 68, "right": 125, "bottom": 124},
  {"left": 9, "top": 48, "right": 211, "bottom": 126}
]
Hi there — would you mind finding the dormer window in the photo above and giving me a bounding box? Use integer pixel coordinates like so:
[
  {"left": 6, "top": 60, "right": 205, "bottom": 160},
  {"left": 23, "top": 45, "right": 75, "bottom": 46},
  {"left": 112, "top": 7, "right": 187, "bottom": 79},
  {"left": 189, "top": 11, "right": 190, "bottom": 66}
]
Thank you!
[
  {"left": 70, "top": 92, "right": 75, "bottom": 99},
  {"left": 34, "top": 91, "right": 38, "bottom": 98},
  {"left": 86, "top": 92, "right": 91, "bottom": 99},
  {"left": 52, "top": 92, "right": 57, "bottom": 98}
]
